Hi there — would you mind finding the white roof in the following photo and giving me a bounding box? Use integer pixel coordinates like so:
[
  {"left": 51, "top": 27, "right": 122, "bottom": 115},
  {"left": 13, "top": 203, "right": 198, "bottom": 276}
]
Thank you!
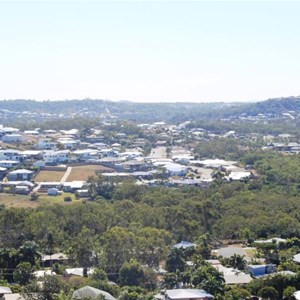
[
  {"left": 33, "top": 270, "right": 55, "bottom": 278},
  {"left": 72, "top": 286, "right": 116, "bottom": 300},
  {"left": 293, "top": 253, "right": 300, "bottom": 263},
  {"left": 0, "top": 286, "right": 12, "bottom": 294},
  {"left": 63, "top": 181, "right": 86, "bottom": 189},
  {"left": 165, "top": 289, "right": 213, "bottom": 299},
  {"left": 5, "top": 181, "right": 34, "bottom": 187},
  {"left": 65, "top": 268, "right": 94, "bottom": 277},
  {"left": 254, "top": 237, "right": 287, "bottom": 244},
  {"left": 73, "top": 149, "right": 97, "bottom": 154},
  {"left": 22, "top": 150, "right": 42, "bottom": 155},
  {"left": 214, "top": 265, "right": 252, "bottom": 284},
  {"left": 294, "top": 291, "right": 300, "bottom": 300},
  {"left": 4, "top": 294, "right": 24, "bottom": 300},
  {"left": 227, "top": 171, "right": 251, "bottom": 181},
  {"left": 9, "top": 169, "right": 33, "bottom": 174},
  {"left": 42, "top": 252, "right": 68, "bottom": 261}
]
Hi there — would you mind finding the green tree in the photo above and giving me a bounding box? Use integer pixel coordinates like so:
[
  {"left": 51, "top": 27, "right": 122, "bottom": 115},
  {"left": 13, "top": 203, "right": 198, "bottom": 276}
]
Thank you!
[
  {"left": 13, "top": 262, "right": 33, "bottom": 285},
  {"left": 191, "top": 265, "right": 225, "bottom": 297},
  {"left": 119, "top": 259, "right": 144, "bottom": 286},
  {"left": 258, "top": 286, "right": 279, "bottom": 300},
  {"left": 225, "top": 287, "right": 252, "bottom": 300},
  {"left": 166, "top": 247, "right": 186, "bottom": 273},
  {"left": 283, "top": 286, "right": 296, "bottom": 300},
  {"left": 91, "top": 268, "right": 108, "bottom": 281},
  {"left": 228, "top": 254, "right": 247, "bottom": 271},
  {"left": 102, "top": 227, "right": 135, "bottom": 273},
  {"left": 72, "top": 226, "right": 97, "bottom": 276},
  {"left": 18, "top": 241, "right": 41, "bottom": 266}
]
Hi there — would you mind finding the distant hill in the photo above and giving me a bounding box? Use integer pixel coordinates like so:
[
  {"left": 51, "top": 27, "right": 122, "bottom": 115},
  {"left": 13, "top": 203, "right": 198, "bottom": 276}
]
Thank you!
[
  {"left": 224, "top": 97, "right": 300, "bottom": 117},
  {"left": 0, "top": 97, "right": 299, "bottom": 123}
]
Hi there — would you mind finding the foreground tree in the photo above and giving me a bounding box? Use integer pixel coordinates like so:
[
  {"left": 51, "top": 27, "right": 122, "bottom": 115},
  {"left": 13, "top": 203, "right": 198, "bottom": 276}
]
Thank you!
[
  {"left": 258, "top": 286, "right": 279, "bottom": 300},
  {"left": 166, "top": 247, "right": 186, "bottom": 273},
  {"left": 119, "top": 259, "right": 144, "bottom": 286},
  {"left": 13, "top": 262, "right": 33, "bottom": 285}
]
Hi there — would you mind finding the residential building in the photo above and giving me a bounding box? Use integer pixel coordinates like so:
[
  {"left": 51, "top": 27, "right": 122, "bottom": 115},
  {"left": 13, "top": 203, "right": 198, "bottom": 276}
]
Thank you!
[
  {"left": 43, "top": 150, "right": 69, "bottom": 164},
  {"left": 2, "top": 134, "right": 24, "bottom": 143},
  {"left": 7, "top": 169, "right": 34, "bottom": 181},
  {"left": 162, "top": 289, "right": 213, "bottom": 300},
  {"left": 0, "top": 149, "right": 25, "bottom": 161},
  {"left": 37, "top": 138, "right": 58, "bottom": 150}
]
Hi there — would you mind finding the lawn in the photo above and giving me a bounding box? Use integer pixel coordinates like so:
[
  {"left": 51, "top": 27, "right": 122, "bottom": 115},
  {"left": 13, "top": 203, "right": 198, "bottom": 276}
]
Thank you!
[
  {"left": 66, "top": 165, "right": 112, "bottom": 181},
  {"left": 35, "top": 170, "right": 65, "bottom": 182}
]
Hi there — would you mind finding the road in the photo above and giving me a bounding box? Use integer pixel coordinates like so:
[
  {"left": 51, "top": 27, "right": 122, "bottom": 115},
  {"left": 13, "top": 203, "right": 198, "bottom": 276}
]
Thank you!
[{"left": 60, "top": 166, "right": 72, "bottom": 183}]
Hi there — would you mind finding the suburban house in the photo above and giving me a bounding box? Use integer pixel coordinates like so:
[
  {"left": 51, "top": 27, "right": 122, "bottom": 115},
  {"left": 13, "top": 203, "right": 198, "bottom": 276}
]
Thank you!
[
  {"left": 2, "top": 181, "right": 34, "bottom": 194},
  {"left": 98, "top": 157, "right": 126, "bottom": 168},
  {"left": 163, "top": 163, "right": 188, "bottom": 177},
  {"left": 122, "top": 160, "right": 148, "bottom": 171},
  {"left": 212, "top": 263, "right": 252, "bottom": 285},
  {"left": 0, "top": 149, "right": 25, "bottom": 161},
  {"left": 36, "top": 138, "right": 57, "bottom": 150},
  {"left": 72, "top": 286, "right": 116, "bottom": 300},
  {"left": 58, "top": 138, "right": 79, "bottom": 150},
  {"left": 62, "top": 181, "right": 87, "bottom": 193},
  {"left": 7, "top": 169, "right": 34, "bottom": 181},
  {"left": 2, "top": 134, "right": 24, "bottom": 143},
  {"left": 72, "top": 149, "right": 99, "bottom": 161},
  {"left": 0, "top": 160, "right": 20, "bottom": 169},
  {"left": 247, "top": 264, "right": 277, "bottom": 277},
  {"left": 160, "top": 289, "right": 214, "bottom": 300},
  {"left": 41, "top": 252, "right": 68, "bottom": 267},
  {"left": 75, "top": 189, "right": 90, "bottom": 198},
  {"left": 43, "top": 150, "right": 69, "bottom": 164},
  {"left": 173, "top": 241, "right": 196, "bottom": 249},
  {"left": 24, "top": 130, "right": 39, "bottom": 136},
  {"left": 99, "top": 148, "right": 118, "bottom": 157},
  {"left": 21, "top": 150, "right": 43, "bottom": 160}
]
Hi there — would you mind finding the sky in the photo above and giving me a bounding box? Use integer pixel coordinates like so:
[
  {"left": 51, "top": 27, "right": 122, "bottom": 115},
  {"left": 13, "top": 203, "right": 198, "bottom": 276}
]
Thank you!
[{"left": 0, "top": 1, "right": 300, "bottom": 103}]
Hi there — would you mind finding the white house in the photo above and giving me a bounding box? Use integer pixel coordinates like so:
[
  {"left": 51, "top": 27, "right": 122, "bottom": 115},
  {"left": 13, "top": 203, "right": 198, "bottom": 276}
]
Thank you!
[
  {"left": 0, "top": 160, "right": 20, "bottom": 169},
  {"left": 163, "top": 163, "right": 188, "bottom": 177},
  {"left": 99, "top": 148, "right": 118, "bottom": 157},
  {"left": 72, "top": 149, "right": 99, "bottom": 161},
  {"left": 0, "top": 149, "right": 25, "bottom": 161},
  {"left": 37, "top": 138, "right": 57, "bottom": 150},
  {"left": 58, "top": 138, "right": 79, "bottom": 150},
  {"left": 24, "top": 130, "right": 39, "bottom": 136},
  {"left": 43, "top": 150, "right": 69, "bottom": 164}
]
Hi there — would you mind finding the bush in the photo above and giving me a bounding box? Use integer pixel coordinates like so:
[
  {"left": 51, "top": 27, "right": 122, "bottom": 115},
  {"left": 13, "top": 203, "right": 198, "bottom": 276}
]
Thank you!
[{"left": 30, "top": 193, "right": 39, "bottom": 201}]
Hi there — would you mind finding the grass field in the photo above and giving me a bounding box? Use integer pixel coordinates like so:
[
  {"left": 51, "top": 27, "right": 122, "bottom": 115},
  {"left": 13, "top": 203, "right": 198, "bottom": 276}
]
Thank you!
[
  {"left": 35, "top": 170, "right": 65, "bottom": 182},
  {"left": 0, "top": 192, "right": 79, "bottom": 208},
  {"left": 0, "top": 194, "right": 38, "bottom": 208},
  {"left": 66, "top": 165, "right": 112, "bottom": 181}
]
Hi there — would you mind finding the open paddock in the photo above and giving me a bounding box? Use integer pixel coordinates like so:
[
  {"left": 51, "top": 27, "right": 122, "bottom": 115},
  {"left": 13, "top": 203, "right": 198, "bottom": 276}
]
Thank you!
[{"left": 66, "top": 165, "right": 112, "bottom": 181}]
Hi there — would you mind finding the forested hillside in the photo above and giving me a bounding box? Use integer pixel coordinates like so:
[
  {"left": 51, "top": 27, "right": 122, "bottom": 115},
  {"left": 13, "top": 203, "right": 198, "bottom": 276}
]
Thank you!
[{"left": 0, "top": 97, "right": 299, "bottom": 123}]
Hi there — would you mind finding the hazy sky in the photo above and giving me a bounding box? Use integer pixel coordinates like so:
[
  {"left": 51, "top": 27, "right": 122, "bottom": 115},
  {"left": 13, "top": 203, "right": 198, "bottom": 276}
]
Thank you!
[{"left": 0, "top": 1, "right": 300, "bottom": 102}]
